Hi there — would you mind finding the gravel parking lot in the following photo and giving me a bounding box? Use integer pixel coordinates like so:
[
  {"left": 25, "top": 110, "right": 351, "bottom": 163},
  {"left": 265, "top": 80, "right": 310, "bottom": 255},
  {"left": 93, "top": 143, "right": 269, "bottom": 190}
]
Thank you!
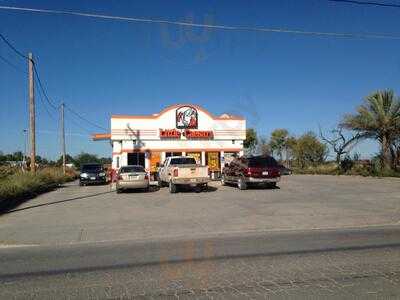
[{"left": 0, "top": 175, "right": 399, "bottom": 246}]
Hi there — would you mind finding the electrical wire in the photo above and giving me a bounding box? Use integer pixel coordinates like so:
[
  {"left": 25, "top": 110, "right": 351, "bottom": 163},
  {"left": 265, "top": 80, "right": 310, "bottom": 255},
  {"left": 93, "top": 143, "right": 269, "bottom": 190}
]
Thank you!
[
  {"left": 36, "top": 79, "right": 58, "bottom": 122},
  {"left": 0, "top": 32, "right": 108, "bottom": 133},
  {"left": 0, "top": 54, "right": 26, "bottom": 74},
  {"left": 64, "top": 112, "right": 93, "bottom": 134},
  {"left": 0, "top": 32, "right": 59, "bottom": 110},
  {"left": 329, "top": 0, "right": 400, "bottom": 8},
  {"left": 1, "top": 5, "right": 400, "bottom": 40},
  {"left": 0, "top": 32, "right": 29, "bottom": 59},
  {"left": 32, "top": 64, "right": 59, "bottom": 110},
  {"left": 65, "top": 104, "right": 107, "bottom": 131},
  {"left": 35, "top": 129, "right": 88, "bottom": 137}
]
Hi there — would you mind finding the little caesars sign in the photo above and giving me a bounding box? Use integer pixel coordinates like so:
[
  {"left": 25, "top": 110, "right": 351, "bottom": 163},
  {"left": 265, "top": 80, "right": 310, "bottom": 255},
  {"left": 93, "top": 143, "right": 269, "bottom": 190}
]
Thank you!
[{"left": 159, "top": 106, "right": 213, "bottom": 139}]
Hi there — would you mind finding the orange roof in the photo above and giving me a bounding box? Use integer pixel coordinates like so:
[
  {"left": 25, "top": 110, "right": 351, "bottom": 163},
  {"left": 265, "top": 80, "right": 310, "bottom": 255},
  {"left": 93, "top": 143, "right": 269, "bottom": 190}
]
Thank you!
[{"left": 92, "top": 133, "right": 111, "bottom": 141}]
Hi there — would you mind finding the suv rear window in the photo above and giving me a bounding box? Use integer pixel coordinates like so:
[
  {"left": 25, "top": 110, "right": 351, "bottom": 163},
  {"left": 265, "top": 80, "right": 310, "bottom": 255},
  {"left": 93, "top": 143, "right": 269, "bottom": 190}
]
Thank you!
[
  {"left": 170, "top": 157, "right": 197, "bottom": 165},
  {"left": 247, "top": 156, "right": 278, "bottom": 167},
  {"left": 119, "top": 166, "right": 145, "bottom": 173},
  {"left": 81, "top": 164, "right": 103, "bottom": 172}
]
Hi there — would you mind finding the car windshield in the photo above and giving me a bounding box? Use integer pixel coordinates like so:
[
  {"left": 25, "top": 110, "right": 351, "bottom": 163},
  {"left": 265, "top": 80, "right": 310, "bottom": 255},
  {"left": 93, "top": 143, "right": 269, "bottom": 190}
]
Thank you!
[
  {"left": 81, "top": 164, "right": 103, "bottom": 172},
  {"left": 119, "top": 166, "right": 145, "bottom": 173},
  {"left": 170, "top": 157, "right": 197, "bottom": 165},
  {"left": 247, "top": 157, "right": 278, "bottom": 168}
]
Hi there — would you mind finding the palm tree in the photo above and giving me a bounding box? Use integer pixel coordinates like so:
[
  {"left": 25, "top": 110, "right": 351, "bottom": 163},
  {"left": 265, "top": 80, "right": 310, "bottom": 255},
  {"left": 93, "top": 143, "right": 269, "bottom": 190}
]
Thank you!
[{"left": 342, "top": 90, "right": 400, "bottom": 170}]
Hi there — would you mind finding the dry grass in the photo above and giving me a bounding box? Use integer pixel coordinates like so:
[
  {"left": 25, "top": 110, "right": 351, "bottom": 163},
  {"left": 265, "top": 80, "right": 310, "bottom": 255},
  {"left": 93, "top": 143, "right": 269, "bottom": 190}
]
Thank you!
[
  {"left": 0, "top": 167, "right": 76, "bottom": 211},
  {"left": 293, "top": 162, "right": 400, "bottom": 178}
]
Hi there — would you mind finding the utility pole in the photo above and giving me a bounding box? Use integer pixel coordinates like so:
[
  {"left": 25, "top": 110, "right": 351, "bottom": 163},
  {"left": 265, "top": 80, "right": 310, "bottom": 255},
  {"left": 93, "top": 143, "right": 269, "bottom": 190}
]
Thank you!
[
  {"left": 28, "top": 53, "right": 36, "bottom": 173},
  {"left": 22, "top": 129, "right": 27, "bottom": 171},
  {"left": 60, "top": 102, "right": 66, "bottom": 175}
]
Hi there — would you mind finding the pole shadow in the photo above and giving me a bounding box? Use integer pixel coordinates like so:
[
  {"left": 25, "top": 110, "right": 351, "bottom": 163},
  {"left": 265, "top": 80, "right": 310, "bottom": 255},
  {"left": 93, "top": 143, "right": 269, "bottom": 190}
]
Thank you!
[{"left": 1, "top": 190, "right": 114, "bottom": 215}]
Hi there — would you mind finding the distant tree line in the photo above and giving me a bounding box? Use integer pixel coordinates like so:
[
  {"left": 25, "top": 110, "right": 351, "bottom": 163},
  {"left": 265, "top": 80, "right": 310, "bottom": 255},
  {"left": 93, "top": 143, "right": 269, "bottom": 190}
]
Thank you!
[
  {"left": 0, "top": 151, "right": 111, "bottom": 169},
  {"left": 244, "top": 89, "right": 400, "bottom": 175},
  {"left": 245, "top": 128, "right": 328, "bottom": 169}
]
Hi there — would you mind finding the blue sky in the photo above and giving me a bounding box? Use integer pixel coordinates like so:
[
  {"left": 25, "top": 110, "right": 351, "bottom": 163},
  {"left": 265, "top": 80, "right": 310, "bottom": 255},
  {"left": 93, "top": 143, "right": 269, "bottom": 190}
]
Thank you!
[{"left": 1, "top": 0, "right": 399, "bottom": 160}]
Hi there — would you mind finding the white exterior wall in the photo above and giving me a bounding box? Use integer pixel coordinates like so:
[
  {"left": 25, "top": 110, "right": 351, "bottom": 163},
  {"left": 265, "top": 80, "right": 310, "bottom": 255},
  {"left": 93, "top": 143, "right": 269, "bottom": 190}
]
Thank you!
[{"left": 110, "top": 105, "right": 246, "bottom": 171}]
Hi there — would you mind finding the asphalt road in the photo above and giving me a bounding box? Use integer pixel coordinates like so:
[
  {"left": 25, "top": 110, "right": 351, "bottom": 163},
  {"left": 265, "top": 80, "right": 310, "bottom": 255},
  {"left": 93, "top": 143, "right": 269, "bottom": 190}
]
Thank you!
[{"left": 1, "top": 226, "right": 400, "bottom": 299}]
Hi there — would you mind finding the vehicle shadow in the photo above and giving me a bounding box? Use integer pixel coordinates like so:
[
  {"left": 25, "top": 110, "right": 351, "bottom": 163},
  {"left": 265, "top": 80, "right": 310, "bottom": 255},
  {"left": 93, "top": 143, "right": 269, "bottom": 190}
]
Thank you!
[
  {"left": 1, "top": 190, "right": 115, "bottom": 215},
  {"left": 223, "top": 183, "right": 280, "bottom": 190},
  {"left": 174, "top": 185, "right": 218, "bottom": 193},
  {"left": 117, "top": 185, "right": 160, "bottom": 193},
  {"left": 248, "top": 185, "right": 281, "bottom": 190}
]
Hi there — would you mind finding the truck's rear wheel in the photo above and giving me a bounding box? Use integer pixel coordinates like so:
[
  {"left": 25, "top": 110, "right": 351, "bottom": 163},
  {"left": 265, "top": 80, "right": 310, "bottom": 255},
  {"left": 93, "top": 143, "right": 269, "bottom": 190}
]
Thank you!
[
  {"left": 221, "top": 174, "right": 226, "bottom": 186},
  {"left": 195, "top": 184, "right": 202, "bottom": 193},
  {"left": 238, "top": 177, "right": 247, "bottom": 190},
  {"left": 169, "top": 181, "right": 177, "bottom": 193}
]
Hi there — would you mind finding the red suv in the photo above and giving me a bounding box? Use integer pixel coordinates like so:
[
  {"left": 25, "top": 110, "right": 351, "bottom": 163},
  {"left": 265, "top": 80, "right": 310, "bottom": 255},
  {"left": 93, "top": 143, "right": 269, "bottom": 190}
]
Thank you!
[{"left": 221, "top": 155, "right": 281, "bottom": 190}]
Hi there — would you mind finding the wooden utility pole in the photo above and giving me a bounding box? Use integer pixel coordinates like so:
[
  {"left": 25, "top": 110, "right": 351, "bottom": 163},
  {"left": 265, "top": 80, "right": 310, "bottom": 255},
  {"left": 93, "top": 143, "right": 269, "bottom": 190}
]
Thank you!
[
  {"left": 28, "top": 53, "right": 36, "bottom": 173},
  {"left": 60, "top": 102, "right": 66, "bottom": 175},
  {"left": 22, "top": 129, "right": 27, "bottom": 171}
]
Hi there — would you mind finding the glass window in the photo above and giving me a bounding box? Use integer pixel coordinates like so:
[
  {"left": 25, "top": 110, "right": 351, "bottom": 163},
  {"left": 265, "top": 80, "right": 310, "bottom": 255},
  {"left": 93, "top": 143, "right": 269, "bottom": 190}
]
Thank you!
[
  {"left": 170, "top": 157, "right": 196, "bottom": 165},
  {"left": 81, "top": 164, "right": 103, "bottom": 172},
  {"left": 119, "top": 166, "right": 145, "bottom": 173},
  {"left": 247, "top": 156, "right": 278, "bottom": 167}
]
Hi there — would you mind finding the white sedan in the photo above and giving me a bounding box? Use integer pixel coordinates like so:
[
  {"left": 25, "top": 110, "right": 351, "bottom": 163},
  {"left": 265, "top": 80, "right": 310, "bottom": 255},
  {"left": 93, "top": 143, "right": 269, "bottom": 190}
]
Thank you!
[{"left": 116, "top": 165, "right": 149, "bottom": 193}]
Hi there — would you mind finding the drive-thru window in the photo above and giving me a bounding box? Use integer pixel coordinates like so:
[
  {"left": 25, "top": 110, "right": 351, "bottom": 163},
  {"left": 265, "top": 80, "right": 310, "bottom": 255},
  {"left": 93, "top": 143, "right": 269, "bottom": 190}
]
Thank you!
[{"left": 93, "top": 104, "right": 246, "bottom": 178}]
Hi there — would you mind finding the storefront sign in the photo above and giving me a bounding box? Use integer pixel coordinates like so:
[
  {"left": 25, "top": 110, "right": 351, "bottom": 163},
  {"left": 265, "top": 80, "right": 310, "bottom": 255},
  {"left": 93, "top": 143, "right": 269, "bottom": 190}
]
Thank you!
[
  {"left": 159, "top": 129, "right": 181, "bottom": 138},
  {"left": 159, "top": 129, "right": 213, "bottom": 139},
  {"left": 184, "top": 129, "right": 213, "bottom": 139},
  {"left": 176, "top": 106, "right": 198, "bottom": 129},
  {"left": 207, "top": 152, "right": 220, "bottom": 171}
]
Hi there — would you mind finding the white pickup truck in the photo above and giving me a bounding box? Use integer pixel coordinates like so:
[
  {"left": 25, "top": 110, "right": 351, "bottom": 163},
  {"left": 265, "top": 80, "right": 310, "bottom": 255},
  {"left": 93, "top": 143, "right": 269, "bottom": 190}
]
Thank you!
[{"left": 157, "top": 156, "right": 210, "bottom": 193}]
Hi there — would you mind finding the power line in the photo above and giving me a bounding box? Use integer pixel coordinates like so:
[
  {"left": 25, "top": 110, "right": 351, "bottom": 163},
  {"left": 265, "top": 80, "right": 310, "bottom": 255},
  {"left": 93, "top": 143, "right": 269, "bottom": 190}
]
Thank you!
[
  {"left": 0, "top": 54, "right": 26, "bottom": 73},
  {"left": 33, "top": 64, "right": 108, "bottom": 131},
  {"left": 36, "top": 78, "right": 58, "bottom": 122},
  {"left": 1, "top": 5, "right": 400, "bottom": 40},
  {"left": 34, "top": 66, "right": 108, "bottom": 131},
  {"left": 36, "top": 129, "right": 88, "bottom": 137},
  {"left": 64, "top": 112, "right": 95, "bottom": 134},
  {"left": 65, "top": 104, "right": 107, "bottom": 131},
  {"left": 0, "top": 32, "right": 108, "bottom": 132},
  {"left": 0, "top": 32, "right": 59, "bottom": 109},
  {"left": 32, "top": 64, "right": 59, "bottom": 110},
  {"left": 0, "top": 32, "right": 29, "bottom": 59},
  {"left": 329, "top": 0, "right": 400, "bottom": 8},
  {"left": 0, "top": 32, "right": 58, "bottom": 112}
]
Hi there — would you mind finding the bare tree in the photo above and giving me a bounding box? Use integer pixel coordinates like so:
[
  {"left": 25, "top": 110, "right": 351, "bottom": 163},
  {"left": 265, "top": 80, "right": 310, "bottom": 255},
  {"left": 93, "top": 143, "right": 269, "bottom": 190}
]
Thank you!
[{"left": 319, "top": 125, "right": 361, "bottom": 165}]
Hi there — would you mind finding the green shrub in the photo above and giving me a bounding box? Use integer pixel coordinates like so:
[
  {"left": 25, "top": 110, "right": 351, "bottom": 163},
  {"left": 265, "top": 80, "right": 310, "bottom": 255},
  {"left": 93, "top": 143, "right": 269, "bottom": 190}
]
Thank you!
[
  {"left": 0, "top": 165, "right": 19, "bottom": 180},
  {"left": 293, "top": 161, "right": 400, "bottom": 178},
  {"left": 340, "top": 157, "right": 354, "bottom": 172},
  {"left": 293, "top": 163, "right": 339, "bottom": 175},
  {"left": 0, "top": 168, "right": 75, "bottom": 210}
]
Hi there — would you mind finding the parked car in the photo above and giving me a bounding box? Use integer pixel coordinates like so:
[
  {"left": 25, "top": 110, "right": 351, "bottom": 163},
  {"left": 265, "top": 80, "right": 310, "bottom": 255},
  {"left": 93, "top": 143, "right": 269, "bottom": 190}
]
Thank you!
[
  {"left": 221, "top": 155, "right": 281, "bottom": 190},
  {"left": 79, "top": 163, "right": 107, "bottom": 186},
  {"left": 157, "top": 156, "right": 210, "bottom": 193},
  {"left": 277, "top": 164, "right": 292, "bottom": 175},
  {"left": 116, "top": 165, "right": 149, "bottom": 193}
]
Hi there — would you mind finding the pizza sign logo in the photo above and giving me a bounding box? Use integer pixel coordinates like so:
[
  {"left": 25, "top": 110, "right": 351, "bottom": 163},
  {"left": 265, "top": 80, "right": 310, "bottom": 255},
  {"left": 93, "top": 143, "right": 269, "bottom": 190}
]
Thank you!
[{"left": 176, "top": 106, "right": 198, "bottom": 129}]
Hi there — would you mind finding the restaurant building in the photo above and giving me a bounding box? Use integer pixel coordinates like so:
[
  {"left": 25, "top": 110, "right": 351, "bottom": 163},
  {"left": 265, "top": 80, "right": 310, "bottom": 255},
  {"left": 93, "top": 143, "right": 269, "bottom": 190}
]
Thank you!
[{"left": 93, "top": 104, "right": 246, "bottom": 176}]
